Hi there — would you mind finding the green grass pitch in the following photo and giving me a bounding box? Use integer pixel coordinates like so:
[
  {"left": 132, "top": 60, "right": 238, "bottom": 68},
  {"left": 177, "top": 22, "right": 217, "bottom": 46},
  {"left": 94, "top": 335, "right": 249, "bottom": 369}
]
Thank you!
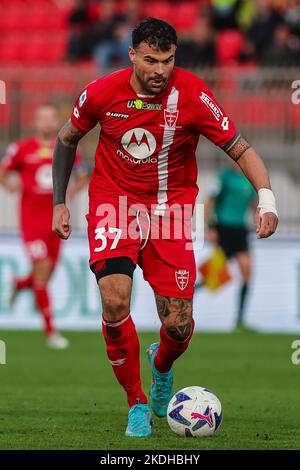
[{"left": 0, "top": 330, "right": 299, "bottom": 450}]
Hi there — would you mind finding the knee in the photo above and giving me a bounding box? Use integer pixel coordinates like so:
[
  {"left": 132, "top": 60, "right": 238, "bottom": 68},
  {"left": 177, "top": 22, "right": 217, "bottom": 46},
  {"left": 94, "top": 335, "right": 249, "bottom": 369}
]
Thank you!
[
  {"left": 102, "top": 295, "right": 130, "bottom": 320},
  {"left": 164, "top": 319, "right": 194, "bottom": 342},
  {"left": 33, "top": 259, "right": 53, "bottom": 285},
  {"left": 99, "top": 278, "right": 131, "bottom": 321},
  {"left": 98, "top": 271, "right": 132, "bottom": 321}
]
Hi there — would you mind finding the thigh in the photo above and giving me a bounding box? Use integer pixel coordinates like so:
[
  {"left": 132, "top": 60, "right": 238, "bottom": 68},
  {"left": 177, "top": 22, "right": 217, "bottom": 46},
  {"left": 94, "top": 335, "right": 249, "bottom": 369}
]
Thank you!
[
  {"left": 87, "top": 199, "right": 141, "bottom": 270},
  {"left": 138, "top": 213, "right": 196, "bottom": 298},
  {"left": 23, "top": 236, "right": 49, "bottom": 263},
  {"left": 23, "top": 230, "right": 61, "bottom": 266}
]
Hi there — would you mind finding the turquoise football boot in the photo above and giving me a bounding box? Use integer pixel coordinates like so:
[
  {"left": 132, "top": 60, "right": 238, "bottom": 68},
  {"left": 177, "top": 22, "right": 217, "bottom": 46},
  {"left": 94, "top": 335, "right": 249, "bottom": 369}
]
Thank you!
[
  {"left": 146, "top": 342, "right": 174, "bottom": 417},
  {"left": 125, "top": 403, "right": 153, "bottom": 437}
]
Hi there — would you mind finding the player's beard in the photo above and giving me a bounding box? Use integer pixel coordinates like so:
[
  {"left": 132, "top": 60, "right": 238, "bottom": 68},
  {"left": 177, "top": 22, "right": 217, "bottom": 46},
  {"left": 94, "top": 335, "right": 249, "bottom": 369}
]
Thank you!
[{"left": 136, "top": 69, "right": 168, "bottom": 95}]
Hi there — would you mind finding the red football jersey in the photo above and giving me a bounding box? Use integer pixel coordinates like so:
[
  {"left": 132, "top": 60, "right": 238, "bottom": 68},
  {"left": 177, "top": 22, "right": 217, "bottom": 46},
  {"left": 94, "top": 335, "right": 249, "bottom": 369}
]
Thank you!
[
  {"left": 71, "top": 67, "right": 238, "bottom": 212},
  {"left": 2, "top": 137, "right": 81, "bottom": 235}
]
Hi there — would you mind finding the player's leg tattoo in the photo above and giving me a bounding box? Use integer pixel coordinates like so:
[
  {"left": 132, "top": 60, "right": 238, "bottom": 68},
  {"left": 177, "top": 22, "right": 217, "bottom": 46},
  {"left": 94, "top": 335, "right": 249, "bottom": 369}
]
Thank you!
[
  {"left": 154, "top": 294, "right": 193, "bottom": 341},
  {"left": 223, "top": 134, "right": 251, "bottom": 162}
]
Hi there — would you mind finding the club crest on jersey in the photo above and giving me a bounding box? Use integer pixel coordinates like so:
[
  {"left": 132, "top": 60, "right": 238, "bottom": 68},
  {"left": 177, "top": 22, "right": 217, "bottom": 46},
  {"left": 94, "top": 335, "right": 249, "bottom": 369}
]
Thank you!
[
  {"left": 79, "top": 90, "right": 87, "bottom": 108},
  {"left": 164, "top": 109, "right": 179, "bottom": 128},
  {"left": 175, "top": 270, "right": 190, "bottom": 291},
  {"left": 199, "top": 92, "right": 223, "bottom": 122}
]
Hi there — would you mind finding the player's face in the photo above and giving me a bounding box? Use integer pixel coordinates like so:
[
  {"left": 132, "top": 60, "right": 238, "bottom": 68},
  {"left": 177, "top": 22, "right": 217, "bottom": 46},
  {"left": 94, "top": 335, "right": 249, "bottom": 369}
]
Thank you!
[
  {"left": 35, "top": 106, "right": 59, "bottom": 140},
  {"left": 129, "top": 42, "right": 176, "bottom": 95}
]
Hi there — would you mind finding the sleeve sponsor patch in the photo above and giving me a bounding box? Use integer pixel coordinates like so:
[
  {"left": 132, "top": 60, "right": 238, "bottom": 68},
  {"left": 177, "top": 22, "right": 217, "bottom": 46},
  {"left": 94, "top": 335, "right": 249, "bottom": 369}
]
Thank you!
[{"left": 199, "top": 92, "right": 223, "bottom": 122}]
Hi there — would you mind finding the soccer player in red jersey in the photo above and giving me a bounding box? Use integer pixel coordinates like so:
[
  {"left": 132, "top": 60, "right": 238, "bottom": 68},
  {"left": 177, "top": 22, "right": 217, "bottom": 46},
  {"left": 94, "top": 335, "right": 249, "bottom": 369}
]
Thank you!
[
  {"left": 52, "top": 18, "right": 278, "bottom": 435},
  {"left": 0, "top": 105, "right": 88, "bottom": 349}
]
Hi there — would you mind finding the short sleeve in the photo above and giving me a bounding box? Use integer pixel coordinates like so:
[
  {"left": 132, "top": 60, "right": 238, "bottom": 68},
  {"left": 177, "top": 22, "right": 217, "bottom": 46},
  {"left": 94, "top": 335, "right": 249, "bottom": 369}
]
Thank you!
[
  {"left": 71, "top": 82, "right": 99, "bottom": 133},
  {"left": 1, "top": 143, "right": 22, "bottom": 172},
  {"left": 191, "top": 80, "right": 239, "bottom": 149}
]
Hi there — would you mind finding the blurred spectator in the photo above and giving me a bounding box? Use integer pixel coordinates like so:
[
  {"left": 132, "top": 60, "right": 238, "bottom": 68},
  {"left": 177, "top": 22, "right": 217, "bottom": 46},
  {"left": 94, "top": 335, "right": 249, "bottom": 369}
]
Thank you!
[
  {"left": 261, "top": 22, "right": 300, "bottom": 66},
  {"left": 284, "top": 0, "right": 300, "bottom": 37},
  {"left": 247, "top": 0, "right": 283, "bottom": 61},
  {"left": 92, "top": 0, "right": 141, "bottom": 72},
  {"left": 236, "top": 0, "right": 256, "bottom": 31},
  {"left": 67, "top": 0, "right": 99, "bottom": 62},
  {"left": 176, "top": 17, "right": 216, "bottom": 68},
  {"left": 64, "top": 0, "right": 300, "bottom": 70},
  {"left": 211, "top": 0, "right": 244, "bottom": 30}
]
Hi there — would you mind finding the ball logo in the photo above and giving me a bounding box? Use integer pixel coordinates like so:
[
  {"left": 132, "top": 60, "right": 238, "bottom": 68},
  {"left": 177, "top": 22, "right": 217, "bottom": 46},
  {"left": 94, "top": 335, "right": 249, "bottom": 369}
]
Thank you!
[
  {"left": 121, "top": 128, "right": 156, "bottom": 160},
  {"left": 35, "top": 164, "right": 53, "bottom": 190},
  {"left": 191, "top": 408, "right": 214, "bottom": 428}
]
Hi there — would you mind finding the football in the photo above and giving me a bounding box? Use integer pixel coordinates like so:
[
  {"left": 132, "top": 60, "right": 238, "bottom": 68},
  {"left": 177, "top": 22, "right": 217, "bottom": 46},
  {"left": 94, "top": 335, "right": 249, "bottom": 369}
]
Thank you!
[{"left": 167, "top": 386, "right": 223, "bottom": 437}]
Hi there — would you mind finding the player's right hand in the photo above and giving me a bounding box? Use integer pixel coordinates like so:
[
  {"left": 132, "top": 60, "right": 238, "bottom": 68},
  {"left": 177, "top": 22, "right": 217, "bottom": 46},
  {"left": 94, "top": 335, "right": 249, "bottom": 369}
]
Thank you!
[{"left": 52, "top": 204, "right": 72, "bottom": 240}]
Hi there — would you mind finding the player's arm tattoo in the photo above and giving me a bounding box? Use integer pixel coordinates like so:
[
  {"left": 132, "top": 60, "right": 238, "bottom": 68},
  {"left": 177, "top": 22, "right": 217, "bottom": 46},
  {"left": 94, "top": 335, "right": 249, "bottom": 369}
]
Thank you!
[
  {"left": 155, "top": 294, "right": 193, "bottom": 341},
  {"left": 52, "top": 120, "right": 86, "bottom": 205},
  {"left": 222, "top": 133, "right": 251, "bottom": 162}
]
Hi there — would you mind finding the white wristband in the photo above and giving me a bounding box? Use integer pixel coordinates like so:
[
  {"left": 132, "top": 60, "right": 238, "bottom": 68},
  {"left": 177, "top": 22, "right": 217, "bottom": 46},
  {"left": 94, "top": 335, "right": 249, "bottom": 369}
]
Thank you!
[{"left": 258, "top": 188, "right": 278, "bottom": 217}]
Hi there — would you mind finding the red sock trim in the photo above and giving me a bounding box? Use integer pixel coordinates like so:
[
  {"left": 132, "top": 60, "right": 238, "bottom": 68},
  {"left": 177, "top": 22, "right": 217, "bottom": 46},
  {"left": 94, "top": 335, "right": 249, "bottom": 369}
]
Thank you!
[{"left": 102, "top": 314, "right": 130, "bottom": 328}]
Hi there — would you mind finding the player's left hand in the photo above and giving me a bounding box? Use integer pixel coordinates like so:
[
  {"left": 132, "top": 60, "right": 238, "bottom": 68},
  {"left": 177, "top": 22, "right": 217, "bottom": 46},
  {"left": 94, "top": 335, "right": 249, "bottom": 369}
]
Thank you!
[
  {"left": 52, "top": 203, "right": 72, "bottom": 240},
  {"left": 255, "top": 208, "right": 278, "bottom": 239}
]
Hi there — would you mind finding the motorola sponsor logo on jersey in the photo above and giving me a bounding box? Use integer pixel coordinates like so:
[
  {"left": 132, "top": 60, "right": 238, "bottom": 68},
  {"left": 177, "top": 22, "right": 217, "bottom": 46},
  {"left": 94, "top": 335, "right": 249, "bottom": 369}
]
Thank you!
[
  {"left": 117, "top": 128, "right": 158, "bottom": 164},
  {"left": 127, "top": 99, "right": 162, "bottom": 111}
]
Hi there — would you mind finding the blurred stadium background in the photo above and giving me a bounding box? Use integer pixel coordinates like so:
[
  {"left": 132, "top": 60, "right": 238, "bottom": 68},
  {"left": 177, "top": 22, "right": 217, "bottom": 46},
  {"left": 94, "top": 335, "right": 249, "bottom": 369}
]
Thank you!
[{"left": 1, "top": 0, "right": 300, "bottom": 333}]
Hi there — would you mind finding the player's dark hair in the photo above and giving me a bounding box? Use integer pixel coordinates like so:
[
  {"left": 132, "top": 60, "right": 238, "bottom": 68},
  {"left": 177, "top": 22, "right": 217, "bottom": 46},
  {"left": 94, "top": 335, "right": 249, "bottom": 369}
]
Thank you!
[{"left": 132, "top": 17, "right": 177, "bottom": 51}]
